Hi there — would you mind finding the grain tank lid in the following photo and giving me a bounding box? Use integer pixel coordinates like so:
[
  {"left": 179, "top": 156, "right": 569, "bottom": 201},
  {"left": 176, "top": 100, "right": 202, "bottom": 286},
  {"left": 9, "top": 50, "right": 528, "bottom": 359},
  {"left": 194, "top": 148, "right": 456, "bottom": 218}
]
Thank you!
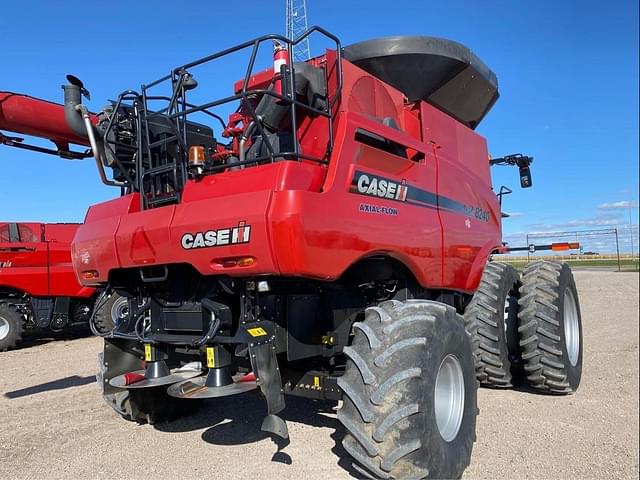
[{"left": 342, "top": 36, "right": 499, "bottom": 129}]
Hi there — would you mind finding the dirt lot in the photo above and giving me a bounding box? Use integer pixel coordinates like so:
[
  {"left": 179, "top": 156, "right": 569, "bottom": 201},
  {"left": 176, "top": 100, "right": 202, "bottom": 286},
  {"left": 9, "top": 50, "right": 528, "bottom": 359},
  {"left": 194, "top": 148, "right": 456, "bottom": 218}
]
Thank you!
[{"left": 0, "top": 271, "right": 638, "bottom": 479}]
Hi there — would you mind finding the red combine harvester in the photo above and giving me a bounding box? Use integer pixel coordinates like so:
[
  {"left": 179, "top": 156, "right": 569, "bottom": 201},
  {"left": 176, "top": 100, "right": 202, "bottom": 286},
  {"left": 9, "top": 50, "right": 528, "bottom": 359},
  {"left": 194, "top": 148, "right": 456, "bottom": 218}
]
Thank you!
[
  {"left": 0, "top": 30, "right": 583, "bottom": 478},
  {"left": 0, "top": 222, "right": 98, "bottom": 350}
]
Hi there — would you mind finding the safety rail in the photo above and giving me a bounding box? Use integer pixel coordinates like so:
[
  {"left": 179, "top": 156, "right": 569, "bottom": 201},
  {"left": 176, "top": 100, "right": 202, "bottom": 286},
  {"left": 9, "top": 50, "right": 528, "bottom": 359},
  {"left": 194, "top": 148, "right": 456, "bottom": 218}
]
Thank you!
[{"left": 100, "top": 27, "right": 342, "bottom": 209}]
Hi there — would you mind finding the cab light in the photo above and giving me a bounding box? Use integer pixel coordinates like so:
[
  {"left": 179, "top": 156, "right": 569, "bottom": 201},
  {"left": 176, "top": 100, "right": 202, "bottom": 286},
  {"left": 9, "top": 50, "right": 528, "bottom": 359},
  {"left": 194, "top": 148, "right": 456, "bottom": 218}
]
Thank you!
[{"left": 238, "top": 257, "right": 255, "bottom": 267}]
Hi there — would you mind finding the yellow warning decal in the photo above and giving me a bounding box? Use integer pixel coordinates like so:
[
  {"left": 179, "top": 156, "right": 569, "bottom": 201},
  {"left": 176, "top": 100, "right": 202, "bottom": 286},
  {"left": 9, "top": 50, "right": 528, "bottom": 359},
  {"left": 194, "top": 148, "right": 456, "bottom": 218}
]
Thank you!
[
  {"left": 144, "top": 344, "right": 152, "bottom": 362},
  {"left": 206, "top": 347, "right": 216, "bottom": 368},
  {"left": 313, "top": 376, "right": 320, "bottom": 388},
  {"left": 247, "top": 327, "right": 268, "bottom": 337}
]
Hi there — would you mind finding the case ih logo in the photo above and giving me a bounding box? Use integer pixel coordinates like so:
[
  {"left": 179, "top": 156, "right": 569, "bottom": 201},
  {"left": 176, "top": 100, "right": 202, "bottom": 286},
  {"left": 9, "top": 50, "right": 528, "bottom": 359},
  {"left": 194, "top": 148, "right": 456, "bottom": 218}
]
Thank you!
[
  {"left": 353, "top": 172, "right": 408, "bottom": 201},
  {"left": 181, "top": 221, "right": 251, "bottom": 250}
]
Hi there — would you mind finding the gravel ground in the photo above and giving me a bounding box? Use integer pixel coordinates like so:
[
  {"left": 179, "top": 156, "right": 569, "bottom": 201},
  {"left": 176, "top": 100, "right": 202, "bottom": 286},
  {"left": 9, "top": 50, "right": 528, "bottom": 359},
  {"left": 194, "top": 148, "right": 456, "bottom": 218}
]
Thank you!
[{"left": 0, "top": 271, "right": 638, "bottom": 479}]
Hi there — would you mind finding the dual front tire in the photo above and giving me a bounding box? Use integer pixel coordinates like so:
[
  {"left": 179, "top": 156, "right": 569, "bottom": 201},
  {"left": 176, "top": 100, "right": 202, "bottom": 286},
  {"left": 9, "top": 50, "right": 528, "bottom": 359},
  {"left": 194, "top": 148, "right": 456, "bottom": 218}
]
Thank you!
[
  {"left": 465, "top": 260, "right": 583, "bottom": 394},
  {"left": 463, "top": 262, "right": 521, "bottom": 387},
  {"left": 518, "top": 261, "right": 583, "bottom": 393}
]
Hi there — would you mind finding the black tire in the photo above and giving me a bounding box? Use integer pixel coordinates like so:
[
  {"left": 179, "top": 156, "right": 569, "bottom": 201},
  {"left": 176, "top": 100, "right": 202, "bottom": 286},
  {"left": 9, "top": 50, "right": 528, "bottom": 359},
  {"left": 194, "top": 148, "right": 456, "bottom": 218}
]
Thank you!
[
  {"left": 96, "top": 352, "right": 197, "bottom": 424},
  {"left": 93, "top": 293, "right": 128, "bottom": 335},
  {"left": 517, "top": 261, "right": 583, "bottom": 394},
  {"left": 337, "top": 300, "right": 477, "bottom": 479},
  {"left": 464, "top": 262, "right": 521, "bottom": 387},
  {"left": 0, "top": 303, "right": 23, "bottom": 352}
]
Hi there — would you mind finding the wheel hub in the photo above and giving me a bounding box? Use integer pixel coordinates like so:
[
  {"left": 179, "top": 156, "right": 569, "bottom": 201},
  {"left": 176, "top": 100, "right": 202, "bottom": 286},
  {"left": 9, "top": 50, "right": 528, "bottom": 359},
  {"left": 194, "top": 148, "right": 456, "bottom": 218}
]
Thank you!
[
  {"left": 111, "top": 297, "right": 129, "bottom": 325},
  {"left": 563, "top": 289, "right": 580, "bottom": 366},
  {"left": 0, "top": 316, "right": 9, "bottom": 341},
  {"left": 434, "top": 354, "right": 465, "bottom": 442}
]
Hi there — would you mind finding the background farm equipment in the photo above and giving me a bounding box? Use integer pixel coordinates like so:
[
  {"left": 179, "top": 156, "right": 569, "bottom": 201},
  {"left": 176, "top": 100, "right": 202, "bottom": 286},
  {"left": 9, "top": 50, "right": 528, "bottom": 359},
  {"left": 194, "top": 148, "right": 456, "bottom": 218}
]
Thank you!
[{"left": 0, "top": 222, "right": 97, "bottom": 350}]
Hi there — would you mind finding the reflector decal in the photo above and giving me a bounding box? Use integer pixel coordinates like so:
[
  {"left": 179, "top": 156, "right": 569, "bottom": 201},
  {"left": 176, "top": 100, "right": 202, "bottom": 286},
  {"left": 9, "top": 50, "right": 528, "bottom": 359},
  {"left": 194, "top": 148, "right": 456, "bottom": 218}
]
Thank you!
[
  {"left": 206, "top": 347, "right": 216, "bottom": 368},
  {"left": 144, "top": 344, "right": 152, "bottom": 362},
  {"left": 247, "top": 327, "right": 268, "bottom": 337}
]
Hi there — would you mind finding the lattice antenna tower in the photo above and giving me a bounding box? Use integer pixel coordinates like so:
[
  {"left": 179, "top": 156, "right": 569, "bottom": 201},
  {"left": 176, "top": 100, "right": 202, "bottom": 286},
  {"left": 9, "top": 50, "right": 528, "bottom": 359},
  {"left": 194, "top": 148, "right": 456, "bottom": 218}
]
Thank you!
[{"left": 286, "top": 0, "right": 311, "bottom": 61}]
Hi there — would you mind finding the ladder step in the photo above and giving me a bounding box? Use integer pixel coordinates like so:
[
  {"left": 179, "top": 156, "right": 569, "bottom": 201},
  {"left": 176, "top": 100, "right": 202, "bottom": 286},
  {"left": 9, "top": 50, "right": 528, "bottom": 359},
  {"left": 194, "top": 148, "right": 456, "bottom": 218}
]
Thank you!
[
  {"left": 142, "top": 163, "right": 180, "bottom": 177},
  {"left": 146, "top": 192, "right": 180, "bottom": 207},
  {"left": 148, "top": 135, "right": 178, "bottom": 149}
]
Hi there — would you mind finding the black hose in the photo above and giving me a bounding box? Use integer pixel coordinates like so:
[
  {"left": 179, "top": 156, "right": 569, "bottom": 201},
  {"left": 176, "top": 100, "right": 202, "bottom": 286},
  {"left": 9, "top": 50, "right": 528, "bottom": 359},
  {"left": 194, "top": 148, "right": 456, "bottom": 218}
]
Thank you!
[{"left": 193, "top": 316, "right": 221, "bottom": 347}]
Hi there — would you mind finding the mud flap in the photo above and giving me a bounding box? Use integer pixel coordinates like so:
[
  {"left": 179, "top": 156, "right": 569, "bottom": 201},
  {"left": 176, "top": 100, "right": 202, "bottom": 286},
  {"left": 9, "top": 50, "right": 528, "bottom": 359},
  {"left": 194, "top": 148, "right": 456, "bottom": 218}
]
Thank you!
[
  {"left": 249, "top": 340, "right": 288, "bottom": 440},
  {"left": 102, "top": 339, "right": 144, "bottom": 396}
]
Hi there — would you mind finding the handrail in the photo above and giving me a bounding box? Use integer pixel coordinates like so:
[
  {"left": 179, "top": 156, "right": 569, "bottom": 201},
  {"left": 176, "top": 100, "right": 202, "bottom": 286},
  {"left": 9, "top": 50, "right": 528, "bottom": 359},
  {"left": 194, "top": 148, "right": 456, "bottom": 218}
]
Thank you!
[{"left": 110, "top": 28, "right": 343, "bottom": 208}]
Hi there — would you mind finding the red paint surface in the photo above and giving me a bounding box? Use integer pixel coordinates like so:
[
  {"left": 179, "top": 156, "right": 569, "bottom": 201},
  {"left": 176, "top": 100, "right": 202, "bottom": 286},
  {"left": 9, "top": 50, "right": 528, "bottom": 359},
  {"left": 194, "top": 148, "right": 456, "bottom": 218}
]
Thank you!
[
  {"left": 62, "top": 53, "right": 502, "bottom": 294},
  {"left": 0, "top": 222, "right": 95, "bottom": 298}
]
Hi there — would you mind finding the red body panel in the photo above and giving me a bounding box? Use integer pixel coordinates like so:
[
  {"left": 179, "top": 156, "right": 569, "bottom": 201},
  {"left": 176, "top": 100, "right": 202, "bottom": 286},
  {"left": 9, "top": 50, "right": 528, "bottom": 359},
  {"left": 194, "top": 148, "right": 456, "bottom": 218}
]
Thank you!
[
  {"left": 421, "top": 103, "right": 502, "bottom": 290},
  {"left": 0, "top": 222, "right": 95, "bottom": 298},
  {"left": 72, "top": 55, "right": 501, "bottom": 294}
]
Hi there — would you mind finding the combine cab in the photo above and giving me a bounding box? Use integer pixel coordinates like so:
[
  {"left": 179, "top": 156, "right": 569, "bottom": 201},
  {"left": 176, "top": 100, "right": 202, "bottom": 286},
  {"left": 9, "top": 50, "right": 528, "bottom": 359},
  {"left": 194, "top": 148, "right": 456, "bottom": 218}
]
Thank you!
[
  {"left": 0, "top": 30, "right": 582, "bottom": 479},
  {"left": 0, "top": 222, "right": 98, "bottom": 350}
]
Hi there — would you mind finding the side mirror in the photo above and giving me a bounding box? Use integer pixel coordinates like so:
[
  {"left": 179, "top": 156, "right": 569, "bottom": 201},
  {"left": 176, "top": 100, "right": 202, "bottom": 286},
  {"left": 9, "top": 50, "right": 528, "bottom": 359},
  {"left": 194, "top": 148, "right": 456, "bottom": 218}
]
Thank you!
[
  {"left": 519, "top": 165, "right": 532, "bottom": 188},
  {"left": 490, "top": 153, "right": 534, "bottom": 188}
]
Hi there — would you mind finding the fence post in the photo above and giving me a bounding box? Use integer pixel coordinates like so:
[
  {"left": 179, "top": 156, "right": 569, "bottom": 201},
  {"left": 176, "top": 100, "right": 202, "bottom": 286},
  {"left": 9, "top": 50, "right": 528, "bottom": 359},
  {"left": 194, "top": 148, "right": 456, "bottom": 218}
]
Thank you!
[{"left": 615, "top": 228, "right": 621, "bottom": 272}]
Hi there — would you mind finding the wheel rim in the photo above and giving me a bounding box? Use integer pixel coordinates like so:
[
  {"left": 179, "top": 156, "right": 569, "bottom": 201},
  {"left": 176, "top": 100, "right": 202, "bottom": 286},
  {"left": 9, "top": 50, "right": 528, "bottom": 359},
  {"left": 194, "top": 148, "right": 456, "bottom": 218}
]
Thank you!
[
  {"left": 0, "top": 316, "right": 9, "bottom": 341},
  {"left": 563, "top": 289, "right": 580, "bottom": 366},
  {"left": 434, "top": 354, "right": 465, "bottom": 442},
  {"left": 111, "top": 297, "right": 129, "bottom": 325}
]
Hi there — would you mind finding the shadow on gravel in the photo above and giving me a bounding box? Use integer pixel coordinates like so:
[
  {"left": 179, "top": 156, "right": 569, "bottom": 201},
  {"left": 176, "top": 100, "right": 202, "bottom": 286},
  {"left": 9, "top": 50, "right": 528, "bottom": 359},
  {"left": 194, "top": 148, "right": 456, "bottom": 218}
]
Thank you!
[
  {"left": 11, "top": 326, "right": 92, "bottom": 351},
  {"left": 4, "top": 375, "right": 95, "bottom": 399},
  {"left": 508, "top": 384, "right": 572, "bottom": 396},
  {"left": 154, "top": 392, "right": 356, "bottom": 470},
  {"left": 480, "top": 380, "right": 570, "bottom": 397}
]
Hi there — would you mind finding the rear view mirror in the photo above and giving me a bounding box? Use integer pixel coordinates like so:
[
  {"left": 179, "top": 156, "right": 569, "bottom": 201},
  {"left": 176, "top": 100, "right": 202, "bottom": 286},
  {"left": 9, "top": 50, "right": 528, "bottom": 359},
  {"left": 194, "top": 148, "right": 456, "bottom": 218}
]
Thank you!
[
  {"left": 519, "top": 165, "right": 532, "bottom": 188},
  {"left": 489, "top": 153, "right": 534, "bottom": 188}
]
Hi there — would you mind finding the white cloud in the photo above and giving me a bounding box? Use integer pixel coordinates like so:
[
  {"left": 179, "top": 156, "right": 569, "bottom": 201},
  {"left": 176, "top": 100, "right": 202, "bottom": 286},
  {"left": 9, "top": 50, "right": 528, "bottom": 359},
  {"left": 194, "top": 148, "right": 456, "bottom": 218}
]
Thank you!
[
  {"left": 525, "top": 217, "right": 622, "bottom": 231},
  {"left": 598, "top": 200, "right": 639, "bottom": 210}
]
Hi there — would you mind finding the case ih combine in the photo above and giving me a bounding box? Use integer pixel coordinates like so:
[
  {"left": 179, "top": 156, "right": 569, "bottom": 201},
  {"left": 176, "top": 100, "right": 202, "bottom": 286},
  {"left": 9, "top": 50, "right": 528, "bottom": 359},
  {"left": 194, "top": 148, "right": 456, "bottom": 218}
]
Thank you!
[
  {"left": 0, "top": 222, "right": 98, "bottom": 350},
  {"left": 0, "top": 29, "right": 583, "bottom": 478}
]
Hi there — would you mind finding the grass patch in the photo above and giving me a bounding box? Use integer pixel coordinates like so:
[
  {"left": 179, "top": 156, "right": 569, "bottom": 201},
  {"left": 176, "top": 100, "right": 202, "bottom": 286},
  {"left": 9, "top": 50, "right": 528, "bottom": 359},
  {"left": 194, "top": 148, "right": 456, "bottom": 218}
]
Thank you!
[{"left": 498, "top": 258, "right": 639, "bottom": 272}]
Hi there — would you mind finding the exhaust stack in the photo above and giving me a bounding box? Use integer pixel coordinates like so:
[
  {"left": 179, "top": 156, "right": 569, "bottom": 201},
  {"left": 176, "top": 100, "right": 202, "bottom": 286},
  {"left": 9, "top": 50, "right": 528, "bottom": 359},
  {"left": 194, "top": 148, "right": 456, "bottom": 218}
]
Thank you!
[
  {"left": 62, "top": 75, "right": 91, "bottom": 139},
  {"left": 62, "top": 75, "right": 125, "bottom": 187}
]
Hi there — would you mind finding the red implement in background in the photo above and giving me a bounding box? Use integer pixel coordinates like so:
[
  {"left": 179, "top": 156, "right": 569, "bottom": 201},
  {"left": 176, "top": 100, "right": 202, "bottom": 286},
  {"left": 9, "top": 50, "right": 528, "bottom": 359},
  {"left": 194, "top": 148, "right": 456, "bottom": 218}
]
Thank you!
[{"left": 0, "top": 222, "right": 94, "bottom": 298}]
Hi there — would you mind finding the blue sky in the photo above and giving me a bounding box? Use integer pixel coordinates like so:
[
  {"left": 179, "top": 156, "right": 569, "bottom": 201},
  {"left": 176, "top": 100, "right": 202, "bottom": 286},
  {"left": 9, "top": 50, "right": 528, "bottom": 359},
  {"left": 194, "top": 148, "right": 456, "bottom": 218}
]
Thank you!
[{"left": 0, "top": 0, "right": 638, "bottom": 253}]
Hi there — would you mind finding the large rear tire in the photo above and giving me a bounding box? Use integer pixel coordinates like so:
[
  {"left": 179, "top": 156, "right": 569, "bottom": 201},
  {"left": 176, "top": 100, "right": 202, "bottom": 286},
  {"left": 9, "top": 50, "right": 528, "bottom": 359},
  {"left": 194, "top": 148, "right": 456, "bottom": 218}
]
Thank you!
[
  {"left": 464, "top": 262, "right": 521, "bottom": 387},
  {"left": 0, "top": 303, "right": 23, "bottom": 352},
  {"left": 517, "top": 261, "right": 583, "bottom": 394},
  {"left": 337, "top": 300, "right": 477, "bottom": 479}
]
